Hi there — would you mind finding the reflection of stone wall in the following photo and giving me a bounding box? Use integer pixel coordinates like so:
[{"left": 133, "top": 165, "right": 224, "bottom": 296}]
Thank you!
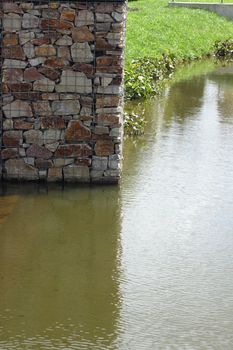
[{"left": 0, "top": 1, "right": 126, "bottom": 183}]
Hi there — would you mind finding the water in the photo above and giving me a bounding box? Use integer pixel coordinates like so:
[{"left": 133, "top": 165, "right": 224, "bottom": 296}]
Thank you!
[{"left": 1, "top": 61, "right": 233, "bottom": 349}]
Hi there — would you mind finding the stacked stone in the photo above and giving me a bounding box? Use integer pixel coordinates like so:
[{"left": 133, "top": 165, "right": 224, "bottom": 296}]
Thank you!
[{"left": 0, "top": 0, "right": 126, "bottom": 183}]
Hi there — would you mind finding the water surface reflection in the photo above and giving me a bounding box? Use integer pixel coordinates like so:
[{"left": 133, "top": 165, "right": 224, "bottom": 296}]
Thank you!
[{"left": 1, "top": 61, "right": 233, "bottom": 349}]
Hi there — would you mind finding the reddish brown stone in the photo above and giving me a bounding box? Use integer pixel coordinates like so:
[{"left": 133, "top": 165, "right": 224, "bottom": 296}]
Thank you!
[
  {"left": 14, "top": 92, "right": 42, "bottom": 101},
  {"left": 1, "top": 148, "right": 18, "bottom": 159},
  {"left": 65, "top": 121, "right": 91, "bottom": 142},
  {"left": 35, "top": 158, "right": 53, "bottom": 169},
  {"left": 72, "top": 63, "right": 94, "bottom": 77},
  {"left": 96, "top": 96, "right": 120, "bottom": 108},
  {"left": 96, "top": 66, "right": 123, "bottom": 74},
  {"left": 80, "top": 96, "right": 93, "bottom": 108},
  {"left": 2, "top": 83, "right": 9, "bottom": 94},
  {"left": 96, "top": 56, "right": 114, "bottom": 66},
  {"left": 24, "top": 67, "right": 43, "bottom": 82},
  {"left": 3, "top": 34, "right": 18, "bottom": 46},
  {"left": 7, "top": 83, "right": 32, "bottom": 92},
  {"left": 2, "top": 46, "right": 25, "bottom": 60},
  {"left": 44, "top": 58, "right": 67, "bottom": 69},
  {"left": 40, "top": 117, "right": 65, "bottom": 129},
  {"left": 96, "top": 114, "right": 121, "bottom": 126},
  {"left": 94, "top": 140, "right": 114, "bottom": 156},
  {"left": 75, "top": 158, "right": 92, "bottom": 166},
  {"left": 60, "top": 8, "right": 76, "bottom": 22},
  {"left": 35, "top": 45, "right": 56, "bottom": 57},
  {"left": 40, "top": 19, "right": 73, "bottom": 30},
  {"left": 47, "top": 167, "right": 63, "bottom": 182},
  {"left": 96, "top": 38, "right": 113, "bottom": 50},
  {"left": 26, "top": 144, "right": 52, "bottom": 159},
  {"left": 38, "top": 67, "right": 60, "bottom": 81},
  {"left": 32, "top": 37, "right": 50, "bottom": 46},
  {"left": 95, "top": 3, "right": 114, "bottom": 13},
  {"left": 3, "top": 69, "right": 23, "bottom": 83},
  {"left": 55, "top": 144, "right": 92, "bottom": 157},
  {"left": 72, "top": 27, "right": 94, "bottom": 42},
  {"left": 3, "top": 131, "right": 22, "bottom": 147},
  {"left": 14, "top": 120, "right": 34, "bottom": 130}
]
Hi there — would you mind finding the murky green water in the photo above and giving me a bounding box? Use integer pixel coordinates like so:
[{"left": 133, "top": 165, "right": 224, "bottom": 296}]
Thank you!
[{"left": 1, "top": 61, "right": 233, "bottom": 349}]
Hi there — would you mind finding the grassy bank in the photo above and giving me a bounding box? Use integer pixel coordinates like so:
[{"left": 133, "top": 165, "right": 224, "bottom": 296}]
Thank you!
[
  {"left": 126, "top": 0, "right": 233, "bottom": 62},
  {"left": 124, "top": 0, "right": 233, "bottom": 100}
]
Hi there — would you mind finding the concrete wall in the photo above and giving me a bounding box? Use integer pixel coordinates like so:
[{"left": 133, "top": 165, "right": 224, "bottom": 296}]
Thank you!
[
  {"left": 169, "top": 2, "right": 233, "bottom": 21},
  {"left": 0, "top": 1, "right": 127, "bottom": 183}
]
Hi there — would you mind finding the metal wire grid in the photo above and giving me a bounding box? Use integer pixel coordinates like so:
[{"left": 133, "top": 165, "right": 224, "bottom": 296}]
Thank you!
[{"left": 0, "top": 0, "right": 126, "bottom": 181}]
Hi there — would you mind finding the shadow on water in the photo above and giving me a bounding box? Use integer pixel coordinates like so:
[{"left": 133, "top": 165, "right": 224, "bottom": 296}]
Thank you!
[{"left": 0, "top": 183, "right": 122, "bottom": 350}]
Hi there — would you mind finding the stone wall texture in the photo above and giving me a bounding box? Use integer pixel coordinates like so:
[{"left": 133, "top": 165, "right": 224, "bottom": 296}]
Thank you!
[{"left": 0, "top": 0, "right": 126, "bottom": 183}]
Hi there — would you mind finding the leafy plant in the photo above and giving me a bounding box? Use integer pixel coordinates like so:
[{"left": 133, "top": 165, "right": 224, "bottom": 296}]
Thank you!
[{"left": 124, "top": 112, "right": 146, "bottom": 136}]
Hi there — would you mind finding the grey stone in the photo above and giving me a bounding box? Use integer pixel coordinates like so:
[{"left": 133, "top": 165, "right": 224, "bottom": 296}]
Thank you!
[
  {"left": 63, "top": 165, "right": 90, "bottom": 182},
  {"left": 55, "top": 70, "right": 92, "bottom": 94},
  {"left": 71, "top": 42, "right": 93, "bottom": 63},
  {"left": 22, "top": 13, "right": 40, "bottom": 29},
  {"left": 53, "top": 158, "right": 74, "bottom": 167},
  {"left": 3, "top": 119, "right": 13, "bottom": 130},
  {"left": 97, "top": 85, "right": 123, "bottom": 95},
  {"left": 96, "top": 107, "right": 123, "bottom": 114},
  {"left": 45, "top": 142, "right": 59, "bottom": 153},
  {"left": 33, "top": 78, "right": 55, "bottom": 92},
  {"left": 4, "top": 159, "right": 38, "bottom": 180},
  {"left": 3, "top": 100, "right": 33, "bottom": 119},
  {"left": 29, "top": 57, "right": 46, "bottom": 67},
  {"left": 92, "top": 156, "right": 108, "bottom": 171},
  {"left": 110, "top": 127, "right": 122, "bottom": 138},
  {"left": 94, "top": 126, "right": 109, "bottom": 135},
  {"left": 24, "top": 157, "right": 35, "bottom": 166},
  {"left": 75, "top": 10, "right": 94, "bottom": 27},
  {"left": 90, "top": 170, "right": 104, "bottom": 178},
  {"left": 3, "top": 60, "right": 27, "bottom": 69},
  {"left": 96, "top": 13, "right": 113, "bottom": 22},
  {"left": 3, "top": 14, "right": 22, "bottom": 31},
  {"left": 52, "top": 100, "right": 81, "bottom": 115},
  {"left": 104, "top": 169, "right": 121, "bottom": 177},
  {"left": 23, "top": 42, "right": 35, "bottom": 59},
  {"left": 43, "top": 129, "right": 61, "bottom": 144},
  {"left": 108, "top": 154, "right": 121, "bottom": 170},
  {"left": 24, "top": 130, "right": 43, "bottom": 145},
  {"left": 101, "top": 77, "right": 113, "bottom": 87},
  {"left": 19, "top": 31, "right": 35, "bottom": 45},
  {"left": 55, "top": 35, "right": 72, "bottom": 46},
  {"left": 111, "top": 12, "right": 125, "bottom": 22}
]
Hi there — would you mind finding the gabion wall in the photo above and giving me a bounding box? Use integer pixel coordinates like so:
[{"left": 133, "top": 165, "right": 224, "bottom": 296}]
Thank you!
[{"left": 0, "top": 0, "right": 126, "bottom": 183}]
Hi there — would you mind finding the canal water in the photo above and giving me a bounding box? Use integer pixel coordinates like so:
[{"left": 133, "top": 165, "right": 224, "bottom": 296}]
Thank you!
[{"left": 1, "top": 61, "right": 233, "bottom": 349}]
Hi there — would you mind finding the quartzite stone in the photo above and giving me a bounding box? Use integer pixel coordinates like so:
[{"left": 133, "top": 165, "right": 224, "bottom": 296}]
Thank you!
[
  {"left": 43, "top": 129, "right": 62, "bottom": 144},
  {"left": 40, "top": 117, "right": 65, "bottom": 129},
  {"left": 55, "top": 70, "right": 92, "bottom": 94},
  {"left": 65, "top": 121, "right": 91, "bottom": 141},
  {"left": 75, "top": 10, "right": 94, "bottom": 27},
  {"left": 19, "top": 31, "right": 35, "bottom": 45},
  {"left": 72, "top": 27, "right": 94, "bottom": 42},
  {"left": 33, "top": 78, "right": 55, "bottom": 92},
  {"left": 26, "top": 144, "right": 52, "bottom": 159},
  {"left": 1, "top": 148, "right": 18, "bottom": 159},
  {"left": 55, "top": 144, "right": 92, "bottom": 157},
  {"left": 3, "top": 130, "right": 22, "bottom": 147},
  {"left": 3, "top": 14, "right": 22, "bottom": 31},
  {"left": 23, "top": 42, "right": 35, "bottom": 59},
  {"left": 2, "top": 46, "right": 25, "bottom": 60},
  {"left": 55, "top": 35, "right": 73, "bottom": 46},
  {"left": 71, "top": 42, "right": 93, "bottom": 63},
  {"left": 4, "top": 159, "right": 38, "bottom": 180},
  {"left": 3, "top": 2, "right": 23, "bottom": 14},
  {"left": 24, "top": 130, "right": 43, "bottom": 145},
  {"left": 22, "top": 13, "right": 40, "bottom": 29},
  {"left": 47, "top": 167, "right": 63, "bottom": 182},
  {"left": 52, "top": 100, "right": 81, "bottom": 115},
  {"left": 60, "top": 8, "right": 76, "bottom": 22},
  {"left": 3, "top": 100, "right": 33, "bottom": 118},
  {"left": 3, "top": 33, "right": 19, "bottom": 46},
  {"left": 42, "top": 8, "right": 60, "bottom": 19},
  {"left": 33, "top": 101, "right": 52, "bottom": 116},
  {"left": 63, "top": 165, "right": 90, "bottom": 182},
  {"left": 94, "top": 140, "right": 114, "bottom": 156},
  {"left": 24, "top": 67, "right": 43, "bottom": 82},
  {"left": 35, "top": 45, "right": 56, "bottom": 57},
  {"left": 3, "top": 69, "right": 23, "bottom": 83}
]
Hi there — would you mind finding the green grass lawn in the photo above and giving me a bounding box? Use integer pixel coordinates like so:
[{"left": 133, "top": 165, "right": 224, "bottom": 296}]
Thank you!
[{"left": 125, "top": 0, "right": 233, "bottom": 63}]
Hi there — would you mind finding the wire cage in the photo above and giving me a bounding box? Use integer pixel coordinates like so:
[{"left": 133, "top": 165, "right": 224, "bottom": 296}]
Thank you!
[{"left": 0, "top": 0, "right": 127, "bottom": 183}]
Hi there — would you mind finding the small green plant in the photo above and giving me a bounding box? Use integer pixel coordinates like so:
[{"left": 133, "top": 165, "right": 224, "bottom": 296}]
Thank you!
[
  {"left": 125, "top": 55, "right": 176, "bottom": 100},
  {"left": 124, "top": 112, "right": 146, "bottom": 136}
]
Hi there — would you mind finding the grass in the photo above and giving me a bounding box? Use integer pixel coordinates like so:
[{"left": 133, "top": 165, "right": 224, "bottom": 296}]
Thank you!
[{"left": 125, "top": 0, "right": 233, "bottom": 63}]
